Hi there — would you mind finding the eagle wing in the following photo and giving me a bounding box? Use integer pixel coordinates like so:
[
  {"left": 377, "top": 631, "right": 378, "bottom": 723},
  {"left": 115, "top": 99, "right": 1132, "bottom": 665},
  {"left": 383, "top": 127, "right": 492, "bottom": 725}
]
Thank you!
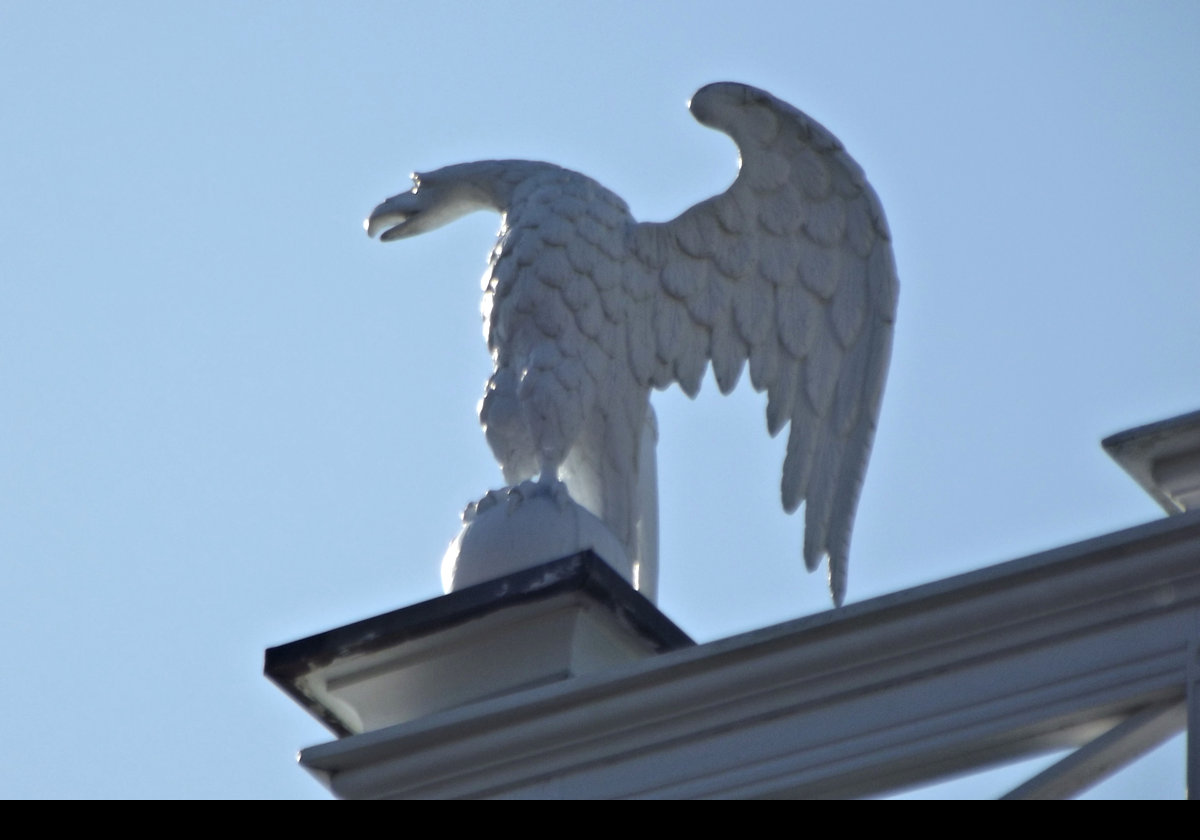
[{"left": 629, "top": 82, "right": 898, "bottom": 605}]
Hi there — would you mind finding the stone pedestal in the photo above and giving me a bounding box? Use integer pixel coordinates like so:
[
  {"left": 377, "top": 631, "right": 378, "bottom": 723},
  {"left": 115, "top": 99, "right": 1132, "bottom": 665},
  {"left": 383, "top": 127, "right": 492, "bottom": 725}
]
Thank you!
[{"left": 265, "top": 551, "right": 693, "bottom": 737}]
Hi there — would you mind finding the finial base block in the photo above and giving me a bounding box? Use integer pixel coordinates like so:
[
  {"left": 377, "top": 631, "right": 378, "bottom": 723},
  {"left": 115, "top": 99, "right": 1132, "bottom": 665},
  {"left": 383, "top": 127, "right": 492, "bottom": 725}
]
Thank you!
[{"left": 265, "top": 553, "right": 693, "bottom": 737}]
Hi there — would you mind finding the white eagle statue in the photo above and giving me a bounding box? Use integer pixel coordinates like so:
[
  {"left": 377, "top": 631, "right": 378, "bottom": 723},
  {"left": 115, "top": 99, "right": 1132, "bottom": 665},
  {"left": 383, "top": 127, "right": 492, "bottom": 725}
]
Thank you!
[{"left": 367, "top": 82, "right": 897, "bottom": 606}]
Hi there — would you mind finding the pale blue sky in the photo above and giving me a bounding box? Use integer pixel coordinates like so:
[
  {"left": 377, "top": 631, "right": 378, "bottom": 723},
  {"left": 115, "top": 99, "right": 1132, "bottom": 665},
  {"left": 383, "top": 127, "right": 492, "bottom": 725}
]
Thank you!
[{"left": 2, "top": 2, "right": 1196, "bottom": 798}]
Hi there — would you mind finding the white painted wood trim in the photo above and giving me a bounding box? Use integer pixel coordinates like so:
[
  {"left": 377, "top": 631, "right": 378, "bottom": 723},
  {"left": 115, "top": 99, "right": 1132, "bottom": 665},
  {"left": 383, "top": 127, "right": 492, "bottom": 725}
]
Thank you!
[{"left": 300, "top": 510, "right": 1200, "bottom": 799}]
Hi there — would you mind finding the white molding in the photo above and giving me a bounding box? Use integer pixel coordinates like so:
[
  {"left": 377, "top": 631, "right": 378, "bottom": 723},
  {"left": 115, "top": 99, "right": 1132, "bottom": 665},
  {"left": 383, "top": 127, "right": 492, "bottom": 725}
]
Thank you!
[{"left": 298, "top": 510, "right": 1200, "bottom": 798}]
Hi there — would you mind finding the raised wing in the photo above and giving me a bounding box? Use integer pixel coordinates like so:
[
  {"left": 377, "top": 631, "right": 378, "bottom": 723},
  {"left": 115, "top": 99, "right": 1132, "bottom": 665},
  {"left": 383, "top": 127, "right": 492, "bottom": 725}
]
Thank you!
[{"left": 629, "top": 82, "right": 898, "bottom": 605}]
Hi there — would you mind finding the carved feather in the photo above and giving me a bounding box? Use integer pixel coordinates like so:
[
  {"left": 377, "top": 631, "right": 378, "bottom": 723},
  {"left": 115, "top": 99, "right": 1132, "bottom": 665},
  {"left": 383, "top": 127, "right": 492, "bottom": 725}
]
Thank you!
[{"left": 629, "top": 82, "right": 898, "bottom": 605}]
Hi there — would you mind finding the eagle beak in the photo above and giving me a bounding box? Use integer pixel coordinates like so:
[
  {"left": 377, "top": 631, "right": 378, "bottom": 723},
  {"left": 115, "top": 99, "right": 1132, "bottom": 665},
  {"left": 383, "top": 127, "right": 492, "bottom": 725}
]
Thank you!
[{"left": 365, "top": 191, "right": 421, "bottom": 241}]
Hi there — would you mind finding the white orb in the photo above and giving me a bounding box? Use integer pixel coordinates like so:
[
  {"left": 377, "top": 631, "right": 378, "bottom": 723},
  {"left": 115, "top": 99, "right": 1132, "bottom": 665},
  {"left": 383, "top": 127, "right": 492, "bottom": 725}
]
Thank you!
[{"left": 442, "top": 482, "right": 632, "bottom": 593}]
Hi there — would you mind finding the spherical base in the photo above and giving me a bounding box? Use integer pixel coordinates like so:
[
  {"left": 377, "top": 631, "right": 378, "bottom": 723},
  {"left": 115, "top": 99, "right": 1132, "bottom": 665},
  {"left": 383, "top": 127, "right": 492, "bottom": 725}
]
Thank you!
[{"left": 442, "top": 480, "right": 632, "bottom": 593}]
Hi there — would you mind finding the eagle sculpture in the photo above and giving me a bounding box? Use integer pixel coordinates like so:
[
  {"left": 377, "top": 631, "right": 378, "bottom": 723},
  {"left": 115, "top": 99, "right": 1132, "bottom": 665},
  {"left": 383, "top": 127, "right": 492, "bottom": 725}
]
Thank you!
[{"left": 366, "top": 83, "right": 897, "bottom": 606}]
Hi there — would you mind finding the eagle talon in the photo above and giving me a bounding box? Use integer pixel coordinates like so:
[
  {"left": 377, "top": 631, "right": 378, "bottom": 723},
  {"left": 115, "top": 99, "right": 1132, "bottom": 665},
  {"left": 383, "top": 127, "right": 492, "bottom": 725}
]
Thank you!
[{"left": 465, "top": 488, "right": 506, "bottom": 521}]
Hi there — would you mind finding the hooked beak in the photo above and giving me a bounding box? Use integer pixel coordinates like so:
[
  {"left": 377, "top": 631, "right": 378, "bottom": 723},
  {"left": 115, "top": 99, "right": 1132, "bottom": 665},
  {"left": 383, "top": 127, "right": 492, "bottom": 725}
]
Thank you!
[{"left": 364, "top": 190, "right": 422, "bottom": 241}]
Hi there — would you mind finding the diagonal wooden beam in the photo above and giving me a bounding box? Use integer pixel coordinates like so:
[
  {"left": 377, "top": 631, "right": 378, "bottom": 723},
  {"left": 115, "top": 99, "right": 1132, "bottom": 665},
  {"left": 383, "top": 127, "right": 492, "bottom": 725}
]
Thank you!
[{"left": 1001, "top": 700, "right": 1185, "bottom": 800}]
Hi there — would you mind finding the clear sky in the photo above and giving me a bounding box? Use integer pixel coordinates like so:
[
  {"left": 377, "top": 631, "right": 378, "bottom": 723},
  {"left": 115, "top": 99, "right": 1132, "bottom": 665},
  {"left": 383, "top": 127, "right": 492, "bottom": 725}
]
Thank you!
[{"left": 2, "top": 2, "right": 1197, "bottom": 799}]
